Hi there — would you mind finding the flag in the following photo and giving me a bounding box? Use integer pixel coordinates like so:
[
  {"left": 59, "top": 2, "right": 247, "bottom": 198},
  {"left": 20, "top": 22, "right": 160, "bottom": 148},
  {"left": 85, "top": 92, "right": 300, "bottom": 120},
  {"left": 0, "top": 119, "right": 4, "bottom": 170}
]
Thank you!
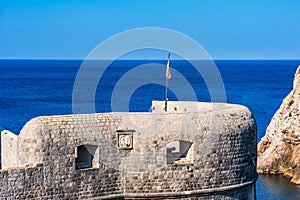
[{"left": 166, "top": 53, "right": 171, "bottom": 80}]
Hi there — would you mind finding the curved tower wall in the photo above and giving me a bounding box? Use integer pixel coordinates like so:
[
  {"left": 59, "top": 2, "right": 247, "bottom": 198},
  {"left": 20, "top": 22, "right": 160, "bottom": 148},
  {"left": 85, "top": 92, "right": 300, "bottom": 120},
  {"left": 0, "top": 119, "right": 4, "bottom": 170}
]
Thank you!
[{"left": 0, "top": 101, "right": 257, "bottom": 199}]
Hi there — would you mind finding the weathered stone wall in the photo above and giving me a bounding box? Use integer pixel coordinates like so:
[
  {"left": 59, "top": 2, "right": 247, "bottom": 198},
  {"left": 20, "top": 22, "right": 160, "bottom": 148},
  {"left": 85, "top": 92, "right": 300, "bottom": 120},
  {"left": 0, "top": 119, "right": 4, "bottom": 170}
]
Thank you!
[
  {"left": 1, "top": 114, "right": 123, "bottom": 199},
  {"left": 0, "top": 165, "right": 122, "bottom": 199},
  {"left": 0, "top": 101, "right": 257, "bottom": 199}
]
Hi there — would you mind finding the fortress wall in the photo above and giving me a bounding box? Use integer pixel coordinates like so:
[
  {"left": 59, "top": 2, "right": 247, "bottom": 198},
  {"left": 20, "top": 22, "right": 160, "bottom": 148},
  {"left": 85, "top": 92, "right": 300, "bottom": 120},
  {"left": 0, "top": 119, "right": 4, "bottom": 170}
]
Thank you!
[
  {"left": 0, "top": 114, "right": 124, "bottom": 199},
  {"left": 0, "top": 166, "right": 44, "bottom": 199},
  {"left": 0, "top": 101, "right": 257, "bottom": 199},
  {"left": 121, "top": 105, "right": 257, "bottom": 197},
  {"left": 0, "top": 165, "right": 121, "bottom": 199}
]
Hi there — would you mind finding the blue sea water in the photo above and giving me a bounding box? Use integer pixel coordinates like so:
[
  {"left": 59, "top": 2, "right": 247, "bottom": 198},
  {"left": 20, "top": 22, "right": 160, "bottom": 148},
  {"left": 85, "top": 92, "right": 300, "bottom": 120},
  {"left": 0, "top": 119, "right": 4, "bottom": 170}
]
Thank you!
[{"left": 0, "top": 59, "right": 300, "bottom": 199}]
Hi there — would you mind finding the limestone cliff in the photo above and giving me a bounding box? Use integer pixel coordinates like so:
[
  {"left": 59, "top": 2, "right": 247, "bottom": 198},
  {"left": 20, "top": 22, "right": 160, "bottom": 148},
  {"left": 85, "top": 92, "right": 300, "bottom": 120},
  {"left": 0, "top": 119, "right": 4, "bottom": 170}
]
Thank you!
[{"left": 257, "top": 65, "right": 300, "bottom": 184}]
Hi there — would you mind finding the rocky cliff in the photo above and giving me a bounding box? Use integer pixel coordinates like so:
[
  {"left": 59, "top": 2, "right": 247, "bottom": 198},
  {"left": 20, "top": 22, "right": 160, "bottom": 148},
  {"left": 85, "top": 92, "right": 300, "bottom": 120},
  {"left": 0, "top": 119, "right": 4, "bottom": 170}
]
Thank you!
[{"left": 257, "top": 65, "right": 300, "bottom": 184}]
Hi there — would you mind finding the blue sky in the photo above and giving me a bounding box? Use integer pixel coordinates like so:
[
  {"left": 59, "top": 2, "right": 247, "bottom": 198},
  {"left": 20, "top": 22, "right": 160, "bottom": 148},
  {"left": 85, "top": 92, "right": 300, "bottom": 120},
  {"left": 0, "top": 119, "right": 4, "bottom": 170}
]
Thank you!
[{"left": 0, "top": 0, "right": 300, "bottom": 59}]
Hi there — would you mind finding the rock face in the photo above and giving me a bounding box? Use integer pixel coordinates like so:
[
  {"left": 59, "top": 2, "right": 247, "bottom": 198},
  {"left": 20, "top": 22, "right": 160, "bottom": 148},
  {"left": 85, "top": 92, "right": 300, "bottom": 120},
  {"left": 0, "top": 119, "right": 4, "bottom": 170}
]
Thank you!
[{"left": 257, "top": 65, "right": 300, "bottom": 184}]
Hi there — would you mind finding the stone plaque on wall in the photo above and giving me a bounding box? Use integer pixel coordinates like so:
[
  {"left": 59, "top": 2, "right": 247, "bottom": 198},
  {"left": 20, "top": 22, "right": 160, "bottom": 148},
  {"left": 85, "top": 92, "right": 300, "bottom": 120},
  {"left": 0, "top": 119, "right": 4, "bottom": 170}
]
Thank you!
[{"left": 117, "top": 130, "right": 134, "bottom": 150}]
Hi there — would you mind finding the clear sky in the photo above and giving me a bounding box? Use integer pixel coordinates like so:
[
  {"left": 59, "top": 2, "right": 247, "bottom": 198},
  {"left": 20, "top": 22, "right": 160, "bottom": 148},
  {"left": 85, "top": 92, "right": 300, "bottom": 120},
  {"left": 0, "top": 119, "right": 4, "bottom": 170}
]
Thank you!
[{"left": 0, "top": 0, "right": 300, "bottom": 59}]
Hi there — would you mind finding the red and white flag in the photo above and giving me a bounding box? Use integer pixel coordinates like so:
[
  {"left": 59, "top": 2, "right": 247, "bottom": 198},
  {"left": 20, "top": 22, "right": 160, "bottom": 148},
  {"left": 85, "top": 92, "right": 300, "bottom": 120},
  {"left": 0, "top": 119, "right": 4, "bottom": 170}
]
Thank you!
[{"left": 166, "top": 53, "right": 171, "bottom": 80}]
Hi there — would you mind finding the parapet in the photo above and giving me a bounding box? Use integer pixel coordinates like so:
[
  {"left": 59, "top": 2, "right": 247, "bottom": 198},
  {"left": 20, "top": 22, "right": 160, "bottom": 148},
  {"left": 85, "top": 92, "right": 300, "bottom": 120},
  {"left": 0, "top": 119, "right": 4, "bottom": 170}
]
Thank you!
[{"left": 151, "top": 100, "right": 238, "bottom": 113}]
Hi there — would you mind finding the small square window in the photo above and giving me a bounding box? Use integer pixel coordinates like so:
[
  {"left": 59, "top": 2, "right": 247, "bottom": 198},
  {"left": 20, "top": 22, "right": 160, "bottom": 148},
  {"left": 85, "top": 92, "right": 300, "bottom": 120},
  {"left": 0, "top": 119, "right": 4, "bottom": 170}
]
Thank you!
[
  {"left": 75, "top": 144, "right": 99, "bottom": 170},
  {"left": 166, "top": 140, "right": 194, "bottom": 165}
]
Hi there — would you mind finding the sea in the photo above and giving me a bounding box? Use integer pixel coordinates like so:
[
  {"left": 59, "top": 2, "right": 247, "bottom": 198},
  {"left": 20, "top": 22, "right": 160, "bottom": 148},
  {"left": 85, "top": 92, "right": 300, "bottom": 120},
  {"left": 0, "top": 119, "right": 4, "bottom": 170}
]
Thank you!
[{"left": 0, "top": 59, "right": 300, "bottom": 199}]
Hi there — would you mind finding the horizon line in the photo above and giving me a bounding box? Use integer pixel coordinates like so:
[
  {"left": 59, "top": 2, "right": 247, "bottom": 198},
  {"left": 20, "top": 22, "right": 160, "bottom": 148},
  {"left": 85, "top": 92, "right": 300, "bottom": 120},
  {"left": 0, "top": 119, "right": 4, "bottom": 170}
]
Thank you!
[{"left": 1, "top": 58, "right": 300, "bottom": 61}]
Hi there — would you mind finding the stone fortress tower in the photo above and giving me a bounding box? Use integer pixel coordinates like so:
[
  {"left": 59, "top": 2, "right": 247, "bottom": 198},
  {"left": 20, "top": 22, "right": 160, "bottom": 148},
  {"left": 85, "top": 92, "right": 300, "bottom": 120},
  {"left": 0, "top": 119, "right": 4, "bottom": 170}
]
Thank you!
[{"left": 0, "top": 101, "right": 257, "bottom": 199}]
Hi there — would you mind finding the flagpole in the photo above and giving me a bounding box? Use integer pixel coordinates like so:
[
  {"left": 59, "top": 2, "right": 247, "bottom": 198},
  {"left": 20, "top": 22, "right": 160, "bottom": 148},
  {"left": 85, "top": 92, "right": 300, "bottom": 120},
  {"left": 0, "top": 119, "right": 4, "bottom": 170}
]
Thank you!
[
  {"left": 165, "top": 78, "right": 168, "bottom": 112},
  {"left": 165, "top": 53, "right": 170, "bottom": 112}
]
